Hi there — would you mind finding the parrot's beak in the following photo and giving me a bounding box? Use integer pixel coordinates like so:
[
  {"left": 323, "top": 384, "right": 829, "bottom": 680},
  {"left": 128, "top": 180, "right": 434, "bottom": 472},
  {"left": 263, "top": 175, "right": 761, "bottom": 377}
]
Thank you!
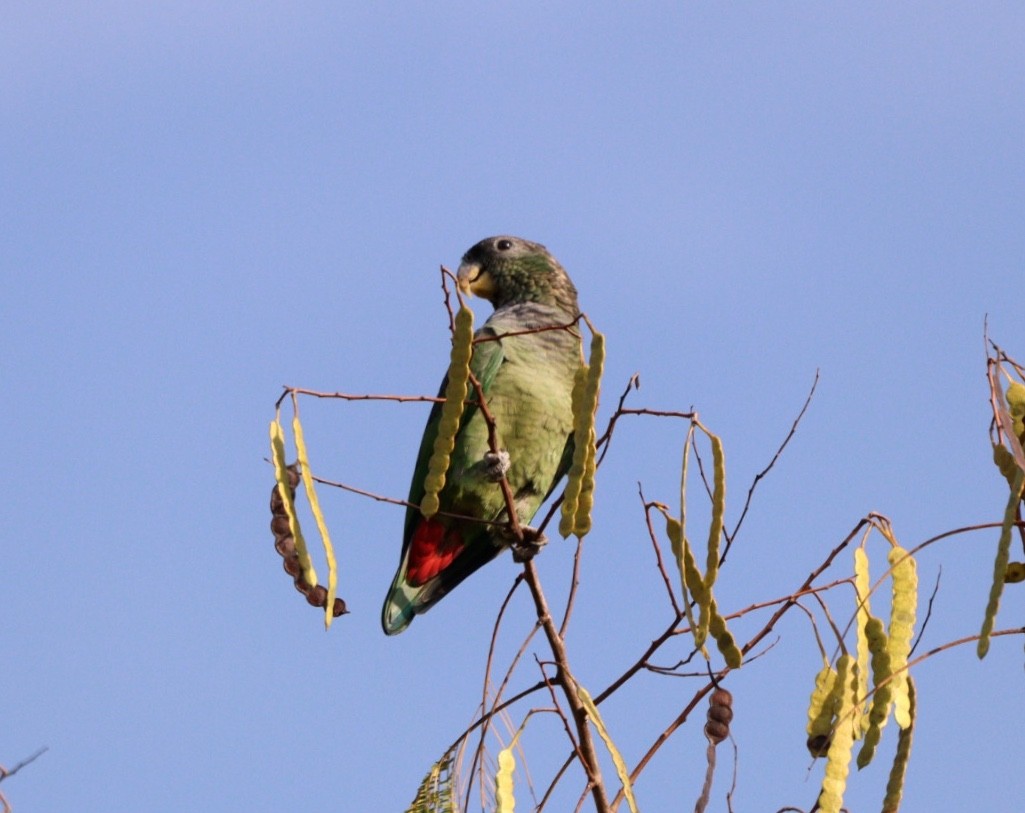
[{"left": 456, "top": 261, "right": 495, "bottom": 299}]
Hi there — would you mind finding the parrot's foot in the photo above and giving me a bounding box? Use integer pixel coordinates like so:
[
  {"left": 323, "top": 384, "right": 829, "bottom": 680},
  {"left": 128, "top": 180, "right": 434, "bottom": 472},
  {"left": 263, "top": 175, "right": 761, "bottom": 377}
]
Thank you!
[
  {"left": 510, "top": 526, "right": 547, "bottom": 563},
  {"left": 483, "top": 450, "right": 511, "bottom": 482}
]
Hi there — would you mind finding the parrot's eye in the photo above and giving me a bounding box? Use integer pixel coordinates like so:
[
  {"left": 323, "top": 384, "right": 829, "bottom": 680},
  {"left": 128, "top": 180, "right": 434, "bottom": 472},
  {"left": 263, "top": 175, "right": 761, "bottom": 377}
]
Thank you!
[{"left": 496, "top": 239, "right": 513, "bottom": 251}]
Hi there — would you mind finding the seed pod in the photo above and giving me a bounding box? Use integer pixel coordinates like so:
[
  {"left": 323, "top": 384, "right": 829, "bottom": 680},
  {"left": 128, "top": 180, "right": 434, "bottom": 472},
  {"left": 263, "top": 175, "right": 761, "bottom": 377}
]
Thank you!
[
  {"left": 704, "top": 687, "right": 734, "bottom": 744},
  {"left": 887, "top": 546, "right": 917, "bottom": 728},
  {"left": 817, "top": 654, "right": 858, "bottom": 813},
  {"left": 292, "top": 412, "right": 339, "bottom": 629},
  {"left": 573, "top": 426, "right": 597, "bottom": 536},
  {"left": 709, "top": 599, "right": 742, "bottom": 668},
  {"left": 270, "top": 419, "right": 317, "bottom": 587},
  {"left": 979, "top": 468, "right": 1025, "bottom": 657},
  {"left": 881, "top": 676, "right": 916, "bottom": 813},
  {"left": 560, "top": 362, "right": 590, "bottom": 538},
  {"left": 806, "top": 663, "right": 839, "bottom": 757},
  {"left": 993, "top": 443, "right": 1022, "bottom": 489},
  {"left": 856, "top": 615, "right": 893, "bottom": 768},
  {"left": 663, "top": 510, "right": 709, "bottom": 647},
  {"left": 495, "top": 745, "right": 516, "bottom": 813},
  {"left": 704, "top": 432, "right": 726, "bottom": 590},
  {"left": 854, "top": 546, "right": 872, "bottom": 734},
  {"left": 1007, "top": 380, "right": 1025, "bottom": 439},
  {"left": 422, "top": 305, "right": 474, "bottom": 518},
  {"left": 563, "top": 331, "right": 604, "bottom": 539},
  {"left": 269, "top": 424, "right": 348, "bottom": 621}
]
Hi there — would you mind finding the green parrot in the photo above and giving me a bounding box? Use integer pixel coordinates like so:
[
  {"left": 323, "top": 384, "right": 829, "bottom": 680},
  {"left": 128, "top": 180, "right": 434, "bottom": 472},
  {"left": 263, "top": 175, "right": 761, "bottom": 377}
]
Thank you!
[{"left": 382, "top": 236, "right": 582, "bottom": 635}]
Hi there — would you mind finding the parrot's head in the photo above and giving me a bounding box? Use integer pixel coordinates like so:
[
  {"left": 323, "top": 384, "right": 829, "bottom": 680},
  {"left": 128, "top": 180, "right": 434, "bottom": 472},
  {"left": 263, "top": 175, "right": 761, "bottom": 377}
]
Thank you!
[{"left": 457, "top": 235, "right": 579, "bottom": 313}]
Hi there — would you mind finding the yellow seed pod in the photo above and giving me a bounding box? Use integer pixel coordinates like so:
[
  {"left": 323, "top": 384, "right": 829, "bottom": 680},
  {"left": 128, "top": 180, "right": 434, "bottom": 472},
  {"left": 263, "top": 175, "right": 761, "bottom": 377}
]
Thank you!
[
  {"left": 573, "top": 426, "right": 597, "bottom": 536},
  {"left": 664, "top": 511, "right": 706, "bottom": 602},
  {"left": 979, "top": 467, "right": 1025, "bottom": 657},
  {"left": 881, "top": 676, "right": 915, "bottom": 813},
  {"left": 292, "top": 412, "right": 338, "bottom": 628},
  {"left": 560, "top": 362, "right": 590, "bottom": 538},
  {"left": 806, "top": 663, "right": 839, "bottom": 754},
  {"left": 1007, "top": 381, "right": 1025, "bottom": 438},
  {"left": 421, "top": 305, "right": 474, "bottom": 518},
  {"left": 567, "top": 332, "right": 604, "bottom": 539},
  {"left": 708, "top": 599, "right": 742, "bottom": 668},
  {"left": 817, "top": 654, "right": 857, "bottom": 813},
  {"left": 662, "top": 510, "right": 705, "bottom": 646},
  {"left": 887, "top": 546, "right": 917, "bottom": 728},
  {"left": 993, "top": 442, "right": 1022, "bottom": 488},
  {"left": 704, "top": 432, "right": 726, "bottom": 590},
  {"left": 584, "top": 331, "right": 605, "bottom": 407},
  {"left": 578, "top": 685, "right": 640, "bottom": 813},
  {"left": 854, "top": 546, "right": 872, "bottom": 733},
  {"left": 495, "top": 745, "right": 516, "bottom": 813},
  {"left": 856, "top": 615, "right": 893, "bottom": 768},
  {"left": 270, "top": 417, "right": 318, "bottom": 588}
]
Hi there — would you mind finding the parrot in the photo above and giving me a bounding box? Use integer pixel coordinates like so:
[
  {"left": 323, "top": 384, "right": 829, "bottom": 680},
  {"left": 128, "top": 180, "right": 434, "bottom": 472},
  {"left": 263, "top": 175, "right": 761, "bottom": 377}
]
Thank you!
[{"left": 382, "top": 235, "right": 583, "bottom": 635}]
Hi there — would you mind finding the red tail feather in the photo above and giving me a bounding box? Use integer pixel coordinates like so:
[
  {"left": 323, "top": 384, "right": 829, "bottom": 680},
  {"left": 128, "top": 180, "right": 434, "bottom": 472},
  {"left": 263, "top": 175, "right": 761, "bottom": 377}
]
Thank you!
[{"left": 406, "top": 518, "right": 464, "bottom": 586}]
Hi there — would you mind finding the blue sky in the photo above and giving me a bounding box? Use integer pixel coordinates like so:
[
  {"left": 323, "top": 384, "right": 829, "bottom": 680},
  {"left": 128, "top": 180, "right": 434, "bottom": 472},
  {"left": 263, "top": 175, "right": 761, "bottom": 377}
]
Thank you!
[{"left": 5, "top": 3, "right": 1024, "bottom": 811}]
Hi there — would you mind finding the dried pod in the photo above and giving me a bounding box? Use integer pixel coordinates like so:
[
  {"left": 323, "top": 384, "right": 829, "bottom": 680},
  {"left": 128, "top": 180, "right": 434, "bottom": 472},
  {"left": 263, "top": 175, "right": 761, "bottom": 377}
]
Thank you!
[
  {"left": 331, "top": 598, "right": 349, "bottom": 617},
  {"left": 705, "top": 687, "right": 734, "bottom": 745},
  {"left": 270, "top": 514, "right": 292, "bottom": 538},
  {"left": 274, "top": 535, "right": 295, "bottom": 558},
  {"left": 282, "top": 553, "right": 301, "bottom": 578},
  {"left": 269, "top": 456, "right": 347, "bottom": 624},
  {"left": 306, "top": 585, "right": 328, "bottom": 607}
]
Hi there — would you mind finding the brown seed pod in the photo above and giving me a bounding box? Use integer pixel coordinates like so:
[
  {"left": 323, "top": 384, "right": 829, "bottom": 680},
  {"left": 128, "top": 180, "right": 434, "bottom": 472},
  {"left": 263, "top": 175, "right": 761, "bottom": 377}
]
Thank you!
[
  {"left": 704, "top": 687, "right": 733, "bottom": 744},
  {"left": 283, "top": 553, "right": 301, "bottom": 578},
  {"left": 306, "top": 585, "right": 328, "bottom": 607},
  {"left": 269, "top": 463, "right": 348, "bottom": 619}
]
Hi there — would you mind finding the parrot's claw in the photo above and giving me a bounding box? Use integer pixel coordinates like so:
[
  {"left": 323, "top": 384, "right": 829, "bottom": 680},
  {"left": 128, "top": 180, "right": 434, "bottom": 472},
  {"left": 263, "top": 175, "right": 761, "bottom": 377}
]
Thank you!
[
  {"left": 483, "top": 450, "right": 511, "bottom": 482},
  {"left": 511, "top": 526, "right": 547, "bottom": 563}
]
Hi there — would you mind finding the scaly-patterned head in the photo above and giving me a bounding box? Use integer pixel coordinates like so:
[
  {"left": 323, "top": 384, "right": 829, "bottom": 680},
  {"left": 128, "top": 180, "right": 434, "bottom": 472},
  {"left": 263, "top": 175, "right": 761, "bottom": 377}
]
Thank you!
[{"left": 457, "top": 236, "right": 579, "bottom": 314}]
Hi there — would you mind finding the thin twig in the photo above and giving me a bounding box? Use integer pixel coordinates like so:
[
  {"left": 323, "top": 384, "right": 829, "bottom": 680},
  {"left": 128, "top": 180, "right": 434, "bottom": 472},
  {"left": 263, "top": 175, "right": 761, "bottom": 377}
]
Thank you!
[
  {"left": 724, "top": 370, "right": 819, "bottom": 556},
  {"left": 560, "top": 536, "right": 587, "bottom": 638},
  {"left": 639, "top": 485, "right": 682, "bottom": 616},
  {"left": 910, "top": 565, "right": 942, "bottom": 656},
  {"left": 469, "top": 575, "right": 526, "bottom": 811},
  {"left": 276, "top": 386, "right": 444, "bottom": 408},
  {"left": 0, "top": 747, "right": 48, "bottom": 783}
]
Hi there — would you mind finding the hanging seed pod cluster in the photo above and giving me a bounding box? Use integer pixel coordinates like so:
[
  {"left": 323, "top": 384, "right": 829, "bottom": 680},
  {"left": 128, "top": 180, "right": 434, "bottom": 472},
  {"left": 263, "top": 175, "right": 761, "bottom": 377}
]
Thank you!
[
  {"left": 655, "top": 422, "right": 740, "bottom": 669},
  {"left": 804, "top": 525, "right": 919, "bottom": 813},
  {"left": 421, "top": 304, "right": 474, "bottom": 518},
  {"left": 816, "top": 654, "right": 859, "bottom": 813},
  {"left": 269, "top": 464, "right": 348, "bottom": 618},
  {"left": 269, "top": 408, "right": 345, "bottom": 627}
]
